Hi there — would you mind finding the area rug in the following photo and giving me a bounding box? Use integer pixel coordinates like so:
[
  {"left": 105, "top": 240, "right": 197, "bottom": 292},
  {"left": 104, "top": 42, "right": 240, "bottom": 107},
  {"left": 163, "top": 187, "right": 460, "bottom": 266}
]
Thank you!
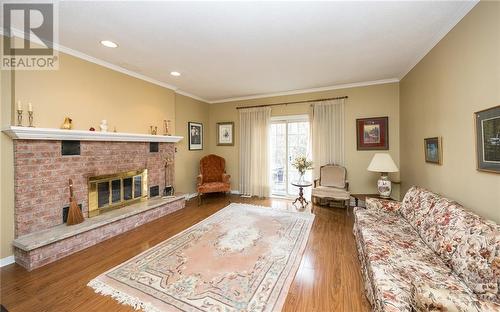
[{"left": 88, "top": 203, "right": 315, "bottom": 312}]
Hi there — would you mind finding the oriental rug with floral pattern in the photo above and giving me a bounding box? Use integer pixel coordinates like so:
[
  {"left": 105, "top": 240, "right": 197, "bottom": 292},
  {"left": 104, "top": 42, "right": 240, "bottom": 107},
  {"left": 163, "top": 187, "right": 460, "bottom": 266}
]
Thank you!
[{"left": 88, "top": 203, "right": 314, "bottom": 312}]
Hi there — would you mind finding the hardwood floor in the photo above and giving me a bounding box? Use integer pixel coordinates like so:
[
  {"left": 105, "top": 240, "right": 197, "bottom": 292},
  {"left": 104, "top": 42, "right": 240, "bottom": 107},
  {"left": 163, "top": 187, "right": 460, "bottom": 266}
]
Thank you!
[{"left": 0, "top": 194, "right": 370, "bottom": 312}]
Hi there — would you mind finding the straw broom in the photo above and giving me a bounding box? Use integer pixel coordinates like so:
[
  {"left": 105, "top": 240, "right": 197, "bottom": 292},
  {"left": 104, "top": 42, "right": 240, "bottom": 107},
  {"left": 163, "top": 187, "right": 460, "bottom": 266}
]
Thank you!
[{"left": 67, "top": 178, "right": 84, "bottom": 225}]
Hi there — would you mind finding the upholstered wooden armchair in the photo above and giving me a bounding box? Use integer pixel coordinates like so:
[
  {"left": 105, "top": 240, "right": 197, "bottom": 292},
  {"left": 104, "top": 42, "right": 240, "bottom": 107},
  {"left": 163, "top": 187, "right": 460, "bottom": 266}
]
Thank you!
[
  {"left": 311, "top": 164, "right": 350, "bottom": 208},
  {"left": 197, "top": 154, "right": 231, "bottom": 205}
]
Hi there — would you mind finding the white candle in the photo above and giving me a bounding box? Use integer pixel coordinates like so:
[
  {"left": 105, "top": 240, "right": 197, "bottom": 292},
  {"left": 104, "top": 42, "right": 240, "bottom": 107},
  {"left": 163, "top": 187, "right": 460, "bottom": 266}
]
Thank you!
[
  {"left": 28, "top": 102, "right": 33, "bottom": 112},
  {"left": 17, "top": 101, "right": 22, "bottom": 111}
]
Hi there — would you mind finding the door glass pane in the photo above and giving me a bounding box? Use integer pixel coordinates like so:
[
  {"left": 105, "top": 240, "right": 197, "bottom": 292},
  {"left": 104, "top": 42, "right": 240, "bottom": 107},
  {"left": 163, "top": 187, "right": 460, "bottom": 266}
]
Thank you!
[
  {"left": 271, "top": 123, "right": 287, "bottom": 196},
  {"left": 270, "top": 118, "right": 310, "bottom": 198},
  {"left": 287, "top": 121, "right": 310, "bottom": 196}
]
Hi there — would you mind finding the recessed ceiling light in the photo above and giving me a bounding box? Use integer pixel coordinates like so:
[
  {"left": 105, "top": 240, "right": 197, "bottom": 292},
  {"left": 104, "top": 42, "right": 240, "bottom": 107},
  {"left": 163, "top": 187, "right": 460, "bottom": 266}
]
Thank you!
[
  {"left": 100, "top": 40, "right": 118, "bottom": 48},
  {"left": 170, "top": 71, "right": 181, "bottom": 77}
]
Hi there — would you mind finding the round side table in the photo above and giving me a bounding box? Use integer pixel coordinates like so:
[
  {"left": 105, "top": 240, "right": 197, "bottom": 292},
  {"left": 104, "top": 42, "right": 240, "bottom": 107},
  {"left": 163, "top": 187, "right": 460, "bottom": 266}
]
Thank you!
[{"left": 291, "top": 180, "right": 312, "bottom": 209}]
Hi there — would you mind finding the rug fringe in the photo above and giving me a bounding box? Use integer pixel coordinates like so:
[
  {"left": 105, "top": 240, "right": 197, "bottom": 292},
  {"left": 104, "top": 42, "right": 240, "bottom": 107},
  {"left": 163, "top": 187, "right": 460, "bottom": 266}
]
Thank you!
[{"left": 87, "top": 279, "right": 161, "bottom": 312}]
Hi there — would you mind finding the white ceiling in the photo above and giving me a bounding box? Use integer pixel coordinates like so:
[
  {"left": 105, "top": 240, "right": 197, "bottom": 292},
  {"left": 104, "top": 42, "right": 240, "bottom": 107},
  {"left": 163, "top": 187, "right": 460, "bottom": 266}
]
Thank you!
[{"left": 12, "top": 1, "right": 479, "bottom": 102}]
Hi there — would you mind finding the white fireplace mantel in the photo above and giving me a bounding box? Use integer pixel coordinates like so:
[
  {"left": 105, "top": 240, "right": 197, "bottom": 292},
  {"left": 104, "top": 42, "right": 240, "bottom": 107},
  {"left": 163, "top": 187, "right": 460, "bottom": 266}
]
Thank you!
[{"left": 2, "top": 126, "right": 183, "bottom": 143}]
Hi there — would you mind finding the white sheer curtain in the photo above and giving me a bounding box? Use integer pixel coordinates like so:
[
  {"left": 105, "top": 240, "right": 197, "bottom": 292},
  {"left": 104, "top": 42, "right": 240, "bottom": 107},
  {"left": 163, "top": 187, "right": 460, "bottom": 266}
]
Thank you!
[
  {"left": 310, "top": 99, "right": 345, "bottom": 180},
  {"left": 239, "top": 107, "right": 271, "bottom": 197}
]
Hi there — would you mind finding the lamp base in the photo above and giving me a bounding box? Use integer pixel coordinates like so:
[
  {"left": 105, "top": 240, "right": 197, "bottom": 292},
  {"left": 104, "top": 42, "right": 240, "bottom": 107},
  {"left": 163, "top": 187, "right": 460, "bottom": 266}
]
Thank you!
[{"left": 377, "top": 173, "right": 392, "bottom": 198}]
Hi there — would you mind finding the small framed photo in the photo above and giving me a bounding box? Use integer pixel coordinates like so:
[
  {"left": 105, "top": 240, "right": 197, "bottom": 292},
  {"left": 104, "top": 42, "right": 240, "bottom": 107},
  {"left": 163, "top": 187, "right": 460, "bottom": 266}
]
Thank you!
[
  {"left": 217, "top": 122, "right": 234, "bottom": 146},
  {"left": 424, "top": 137, "right": 442, "bottom": 165},
  {"left": 188, "top": 122, "right": 203, "bottom": 150},
  {"left": 356, "top": 116, "right": 389, "bottom": 150},
  {"left": 475, "top": 105, "right": 500, "bottom": 173}
]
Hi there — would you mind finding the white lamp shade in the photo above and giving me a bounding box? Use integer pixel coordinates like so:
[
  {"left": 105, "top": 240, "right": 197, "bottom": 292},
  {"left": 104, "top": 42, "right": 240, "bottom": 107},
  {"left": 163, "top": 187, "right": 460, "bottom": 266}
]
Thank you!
[{"left": 367, "top": 153, "right": 399, "bottom": 173}]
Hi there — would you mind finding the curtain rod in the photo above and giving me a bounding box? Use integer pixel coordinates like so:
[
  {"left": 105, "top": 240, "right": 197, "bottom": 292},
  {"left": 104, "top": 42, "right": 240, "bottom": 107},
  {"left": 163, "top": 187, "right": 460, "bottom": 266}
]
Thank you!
[{"left": 235, "top": 96, "right": 348, "bottom": 110}]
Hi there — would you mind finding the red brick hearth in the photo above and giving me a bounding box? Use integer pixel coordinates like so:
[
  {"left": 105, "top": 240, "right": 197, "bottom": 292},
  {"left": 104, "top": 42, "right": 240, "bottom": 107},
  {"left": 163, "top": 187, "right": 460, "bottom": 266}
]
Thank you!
[{"left": 10, "top": 138, "right": 185, "bottom": 271}]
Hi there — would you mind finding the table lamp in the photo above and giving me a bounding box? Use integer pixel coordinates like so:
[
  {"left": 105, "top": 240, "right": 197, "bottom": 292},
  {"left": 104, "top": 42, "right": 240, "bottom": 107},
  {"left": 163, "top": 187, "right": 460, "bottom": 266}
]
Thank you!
[{"left": 367, "top": 153, "right": 399, "bottom": 198}]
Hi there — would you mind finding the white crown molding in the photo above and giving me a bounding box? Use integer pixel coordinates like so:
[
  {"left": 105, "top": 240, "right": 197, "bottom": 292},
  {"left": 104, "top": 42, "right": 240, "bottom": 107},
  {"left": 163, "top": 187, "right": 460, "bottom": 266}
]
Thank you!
[
  {"left": 208, "top": 78, "right": 400, "bottom": 104},
  {"left": 398, "top": 0, "right": 478, "bottom": 80},
  {"left": 175, "top": 89, "right": 208, "bottom": 103},
  {"left": 0, "top": 28, "right": 210, "bottom": 103},
  {"left": 2, "top": 126, "right": 184, "bottom": 143},
  {"left": 0, "top": 255, "right": 15, "bottom": 267}
]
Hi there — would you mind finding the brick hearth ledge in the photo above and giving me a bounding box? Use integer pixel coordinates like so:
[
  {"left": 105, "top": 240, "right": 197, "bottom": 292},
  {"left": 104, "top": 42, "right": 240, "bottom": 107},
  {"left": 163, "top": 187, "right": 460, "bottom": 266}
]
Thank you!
[{"left": 13, "top": 196, "right": 185, "bottom": 271}]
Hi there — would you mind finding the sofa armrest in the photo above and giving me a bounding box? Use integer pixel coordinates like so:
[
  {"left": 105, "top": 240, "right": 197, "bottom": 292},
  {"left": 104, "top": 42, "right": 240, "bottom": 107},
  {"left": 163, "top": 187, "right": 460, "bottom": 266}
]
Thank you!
[
  {"left": 411, "top": 282, "right": 500, "bottom": 312},
  {"left": 365, "top": 197, "right": 401, "bottom": 213},
  {"left": 196, "top": 174, "right": 203, "bottom": 186},
  {"left": 222, "top": 173, "right": 231, "bottom": 184}
]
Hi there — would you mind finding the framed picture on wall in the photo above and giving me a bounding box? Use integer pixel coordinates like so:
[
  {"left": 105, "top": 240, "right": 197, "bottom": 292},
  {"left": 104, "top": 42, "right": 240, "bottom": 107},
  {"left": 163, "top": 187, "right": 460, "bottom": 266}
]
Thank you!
[
  {"left": 217, "top": 122, "right": 234, "bottom": 146},
  {"left": 475, "top": 105, "right": 500, "bottom": 173},
  {"left": 188, "top": 122, "right": 203, "bottom": 150},
  {"left": 356, "top": 116, "right": 389, "bottom": 150},
  {"left": 424, "top": 137, "right": 442, "bottom": 165}
]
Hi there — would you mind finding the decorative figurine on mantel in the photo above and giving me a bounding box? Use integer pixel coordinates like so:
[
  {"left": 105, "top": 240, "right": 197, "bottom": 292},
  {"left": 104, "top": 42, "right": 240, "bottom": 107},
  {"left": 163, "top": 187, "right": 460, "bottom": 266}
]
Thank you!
[
  {"left": 16, "top": 101, "right": 23, "bottom": 126},
  {"left": 150, "top": 126, "right": 158, "bottom": 135},
  {"left": 99, "top": 120, "right": 108, "bottom": 132},
  {"left": 27, "top": 102, "right": 34, "bottom": 127},
  {"left": 163, "top": 120, "right": 172, "bottom": 136},
  {"left": 61, "top": 117, "right": 73, "bottom": 130}
]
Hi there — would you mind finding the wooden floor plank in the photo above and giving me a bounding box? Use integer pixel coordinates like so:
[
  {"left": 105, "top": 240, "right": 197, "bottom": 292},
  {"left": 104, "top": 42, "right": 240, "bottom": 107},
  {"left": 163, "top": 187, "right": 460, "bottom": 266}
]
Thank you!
[{"left": 0, "top": 194, "right": 370, "bottom": 312}]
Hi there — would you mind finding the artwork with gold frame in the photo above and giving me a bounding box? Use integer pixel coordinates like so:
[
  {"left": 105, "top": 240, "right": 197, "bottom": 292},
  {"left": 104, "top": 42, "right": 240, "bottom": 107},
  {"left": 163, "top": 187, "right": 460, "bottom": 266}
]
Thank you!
[
  {"left": 475, "top": 105, "right": 500, "bottom": 173},
  {"left": 424, "top": 137, "right": 442, "bottom": 165},
  {"left": 217, "top": 122, "right": 234, "bottom": 146}
]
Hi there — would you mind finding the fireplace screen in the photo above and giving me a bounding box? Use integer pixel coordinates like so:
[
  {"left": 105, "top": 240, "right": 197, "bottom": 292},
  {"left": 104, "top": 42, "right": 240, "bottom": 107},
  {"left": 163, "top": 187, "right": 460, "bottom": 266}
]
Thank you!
[{"left": 88, "top": 169, "right": 148, "bottom": 217}]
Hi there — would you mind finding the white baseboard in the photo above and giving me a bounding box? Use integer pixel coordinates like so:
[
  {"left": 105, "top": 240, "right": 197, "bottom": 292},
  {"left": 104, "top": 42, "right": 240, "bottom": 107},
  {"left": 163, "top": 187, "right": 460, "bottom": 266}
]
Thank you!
[
  {"left": 0, "top": 255, "right": 15, "bottom": 267},
  {"left": 230, "top": 190, "right": 241, "bottom": 195},
  {"left": 184, "top": 193, "right": 198, "bottom": 200}
]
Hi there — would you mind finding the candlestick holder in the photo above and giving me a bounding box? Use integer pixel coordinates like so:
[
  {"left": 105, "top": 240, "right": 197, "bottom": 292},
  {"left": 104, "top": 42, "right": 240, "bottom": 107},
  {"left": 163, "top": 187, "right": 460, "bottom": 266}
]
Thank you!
[
  {"left": 28, "top": 111, "right": 34, "bottom": 127},
  {"left": 16, "top": 109, "right": 23, "bottom": 126}
]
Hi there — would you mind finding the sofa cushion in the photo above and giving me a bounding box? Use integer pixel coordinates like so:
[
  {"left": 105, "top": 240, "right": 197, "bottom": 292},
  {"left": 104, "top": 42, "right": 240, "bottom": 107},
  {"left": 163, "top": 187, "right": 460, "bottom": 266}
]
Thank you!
[
  {"left": 411, "top": 281, "right": 500, "bottom": 312},
  {"left": 400, "top": 186, "right": 440, "bottom": 231},
  {"left": 354, "top": 208, "right": 473, "bottom": 312},
  {"left": 417, "top": 197, "right": 500, "bottom": 303},
  {"left": 365, "top": 197, "right": 401, "bottom": 214}
]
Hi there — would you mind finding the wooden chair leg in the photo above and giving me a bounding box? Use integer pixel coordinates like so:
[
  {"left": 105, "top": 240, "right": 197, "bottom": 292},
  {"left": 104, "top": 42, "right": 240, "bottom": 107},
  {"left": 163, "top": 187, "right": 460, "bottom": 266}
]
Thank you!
[{"left": 198, "top": 193, "right": 202, "bottom": 206}]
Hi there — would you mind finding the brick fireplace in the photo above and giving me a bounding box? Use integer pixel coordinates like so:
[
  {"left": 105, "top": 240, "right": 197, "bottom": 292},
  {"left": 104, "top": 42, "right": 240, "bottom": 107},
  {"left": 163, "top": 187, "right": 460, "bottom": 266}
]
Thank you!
[{"left": 3, "top": 126, "right": 185, "bottom": 270}]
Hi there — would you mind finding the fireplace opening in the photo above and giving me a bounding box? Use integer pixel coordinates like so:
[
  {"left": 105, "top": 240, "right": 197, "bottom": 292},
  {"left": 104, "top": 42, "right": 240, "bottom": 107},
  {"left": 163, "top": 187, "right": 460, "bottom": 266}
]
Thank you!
[{"left": 88, "top": 169, "right": 148, "bottom": 217}]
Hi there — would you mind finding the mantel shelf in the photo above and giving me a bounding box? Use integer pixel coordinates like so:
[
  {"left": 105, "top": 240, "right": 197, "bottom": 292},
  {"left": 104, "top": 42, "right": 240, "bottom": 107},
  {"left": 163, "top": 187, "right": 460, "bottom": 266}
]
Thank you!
[{"left": 2, "top": 126, "right": 183, "bottom": 143}]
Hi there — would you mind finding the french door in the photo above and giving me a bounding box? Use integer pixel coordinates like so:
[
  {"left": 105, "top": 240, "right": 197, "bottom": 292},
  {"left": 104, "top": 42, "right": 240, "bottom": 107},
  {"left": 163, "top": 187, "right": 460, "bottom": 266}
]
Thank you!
[{"left": 270, "top": 115, "right": 311, "bottom": 197}]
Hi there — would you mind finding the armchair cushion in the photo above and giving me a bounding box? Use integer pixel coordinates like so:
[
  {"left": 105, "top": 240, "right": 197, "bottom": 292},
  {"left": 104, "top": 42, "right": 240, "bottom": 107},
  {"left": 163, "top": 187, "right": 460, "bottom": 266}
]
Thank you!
[
  {"left": 312, "top": 186, "right": 350, "bottom": 200},
  {"left": 198, "top": 182, "right": 230, "bottom": 193},
  {"left": 201, "top": 154, "right": 226, "bottom": 183},
  {"left": 319, "top": 165, "right": 347, "bottom": 188}
]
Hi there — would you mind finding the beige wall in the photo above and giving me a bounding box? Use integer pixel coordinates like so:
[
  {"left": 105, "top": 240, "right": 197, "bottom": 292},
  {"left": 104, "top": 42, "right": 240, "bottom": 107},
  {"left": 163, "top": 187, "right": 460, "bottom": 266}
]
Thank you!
[
  {"left": 13, "top": 53, "right": 176, "bottom": 133},
  {"left": 174, "top": 94, "right": 210, "bottom": 195},
  {"left": 209, "top": 83, "right": 400, "bottom": 197},
  {"left": 400, "top": 1, "right": 500, "bottom": 222},
  {"left": 1, "top": 55, "right": 15, "bottom": 260},
  {"left": 0, "top": 48, "right": 207, "bottom": 259}
]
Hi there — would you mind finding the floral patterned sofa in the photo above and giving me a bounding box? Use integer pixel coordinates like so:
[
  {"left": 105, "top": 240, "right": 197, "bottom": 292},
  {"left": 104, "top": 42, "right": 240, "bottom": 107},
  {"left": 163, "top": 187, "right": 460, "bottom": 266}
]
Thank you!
[{"left": 353, "top": 186, "right": 500, "bottom": 312}]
